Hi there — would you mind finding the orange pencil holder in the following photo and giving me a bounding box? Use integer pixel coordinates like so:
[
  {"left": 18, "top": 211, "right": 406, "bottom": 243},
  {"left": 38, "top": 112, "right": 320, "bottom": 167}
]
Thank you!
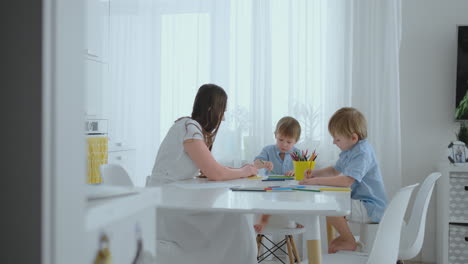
[{"left": 293, "top": 161, "right": 315, "bottom": 181}]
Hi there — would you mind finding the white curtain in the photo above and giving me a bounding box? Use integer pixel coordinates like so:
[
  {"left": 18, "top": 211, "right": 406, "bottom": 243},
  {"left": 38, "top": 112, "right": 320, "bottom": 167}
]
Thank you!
[
  {"left": 105, "top": 0, "right": 160, "bottom": 187},
  {"left": 348, "top": 0, "right": 402, "bottom": 197},
  {"left": 112, "top": 0, "right": 402, "bottom": 196}
]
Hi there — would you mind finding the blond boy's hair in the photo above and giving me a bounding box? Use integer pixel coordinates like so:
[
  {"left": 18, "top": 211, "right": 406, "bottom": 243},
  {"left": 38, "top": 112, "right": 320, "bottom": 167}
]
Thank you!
[
  {"left": 328, "top": 107, "right": 367, "bottom": 140},
  {"left": 275, "top": 116, "right": 301, "bottom": 141}
]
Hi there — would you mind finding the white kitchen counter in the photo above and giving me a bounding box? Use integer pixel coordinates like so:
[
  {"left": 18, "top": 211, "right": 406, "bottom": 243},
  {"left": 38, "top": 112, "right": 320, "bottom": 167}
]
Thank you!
[{"left": 86, "top": 186, "right": 160, "bottom": 231}]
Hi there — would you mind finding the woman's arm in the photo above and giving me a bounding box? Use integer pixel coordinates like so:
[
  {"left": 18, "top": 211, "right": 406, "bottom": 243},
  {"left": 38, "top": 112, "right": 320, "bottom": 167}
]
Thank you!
[
  {"left": 299, "top": 175, "right": 354, "bottom": 187},
  {"left": 184, "top": 139, "right": 257, "bottom": 181}
]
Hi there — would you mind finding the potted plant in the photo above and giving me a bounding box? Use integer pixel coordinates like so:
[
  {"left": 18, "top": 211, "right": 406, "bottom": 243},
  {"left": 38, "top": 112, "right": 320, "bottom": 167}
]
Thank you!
[{"left": 456, "top": 121, "right": 468, "bottom": 146}]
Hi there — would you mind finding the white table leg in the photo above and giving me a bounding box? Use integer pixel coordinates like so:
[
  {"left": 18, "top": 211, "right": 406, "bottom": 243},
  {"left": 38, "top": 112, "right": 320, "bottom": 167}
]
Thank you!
[{"left": 304, "top": 215, "right": 321, "bottom": 264}]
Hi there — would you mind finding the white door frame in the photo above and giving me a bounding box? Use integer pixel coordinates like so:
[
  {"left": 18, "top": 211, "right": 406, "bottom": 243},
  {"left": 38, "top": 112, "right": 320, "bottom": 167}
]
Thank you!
[{"left": 42, "top": 0, "right": 86, "bottom": 263}]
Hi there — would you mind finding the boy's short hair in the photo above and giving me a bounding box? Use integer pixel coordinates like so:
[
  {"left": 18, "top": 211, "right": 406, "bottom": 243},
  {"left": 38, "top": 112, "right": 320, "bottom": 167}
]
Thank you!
[
  {"left": 328, "top": 107, "right": 367, "bottom": 140},
  {"left": 275, "top": 116, "right": 301, "bottom": 141}
]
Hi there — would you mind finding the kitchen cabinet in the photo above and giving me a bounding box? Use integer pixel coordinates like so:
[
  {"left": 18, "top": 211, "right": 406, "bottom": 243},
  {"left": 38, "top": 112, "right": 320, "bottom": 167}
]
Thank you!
[
  {"left": 85, "top": 0, "right": 109, "bottom": 117},
  {"left": 436, "top": 162, "right": 468, "bottom": 264},
  {"left": 85, "top": 188, "right": 159, "bottom": 264},
  {"left": 86, "top": 0, "right": 109, "bottom": 62},
  {"left": 85, "top": 59, "right": 105, "bottom": 117},
  {"left": 86, "top": 210, "right": 156, "bottom": 264}
]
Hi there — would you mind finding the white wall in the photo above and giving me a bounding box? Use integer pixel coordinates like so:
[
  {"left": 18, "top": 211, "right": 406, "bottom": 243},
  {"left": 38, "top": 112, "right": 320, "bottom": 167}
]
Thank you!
[{"left": 400, "top": 0, "right": 468, "bottom": 262}]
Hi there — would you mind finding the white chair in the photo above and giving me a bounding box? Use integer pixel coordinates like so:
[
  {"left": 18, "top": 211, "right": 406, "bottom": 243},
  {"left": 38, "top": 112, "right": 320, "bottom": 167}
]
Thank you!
[
  {"left": 358, "top": 172, "right": 442, "bottom": 259},
  {"left": 357, "top": 222, "right": 378, "bottom": 253},
  {"left": 99, "top": 164, "right": 134, "bottom": 186},
  {"left": 145, "top": 175, "right": 151, "bottom": 186},
  {"left": 398, "top": 172, "right": 442, "bottom": 261},
  {"left": 322, "top": 184, "right": 418, "bottom": 264}
]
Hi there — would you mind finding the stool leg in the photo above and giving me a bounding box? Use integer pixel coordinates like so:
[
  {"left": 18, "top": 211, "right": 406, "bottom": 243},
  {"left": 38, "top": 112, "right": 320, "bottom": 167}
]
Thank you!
[
  {"left": 289, "top": 235, "right": 301, "bottom": 263},
  {"left": 327, "top": 221, "right": 335, "bottom": 246},
  {"left": 256, "top": 234, "right": 263, "bottom": 258},
  {"left": 285, "top": 235, "right": 294, "bottom": 264}
]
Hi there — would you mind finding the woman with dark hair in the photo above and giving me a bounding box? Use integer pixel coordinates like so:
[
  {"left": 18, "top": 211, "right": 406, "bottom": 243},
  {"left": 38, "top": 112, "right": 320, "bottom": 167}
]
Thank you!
[{"left": 148, "top": 84, "right": 258, "bottom": 264}]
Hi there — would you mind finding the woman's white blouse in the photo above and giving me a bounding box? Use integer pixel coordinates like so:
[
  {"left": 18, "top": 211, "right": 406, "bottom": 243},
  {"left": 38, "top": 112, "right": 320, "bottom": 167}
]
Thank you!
[
  {"left": 148, "top": 117, "right": 204, "bottom": 186},
  {"left": 146, "top": 117, "right": 257, "bottom": 264}
]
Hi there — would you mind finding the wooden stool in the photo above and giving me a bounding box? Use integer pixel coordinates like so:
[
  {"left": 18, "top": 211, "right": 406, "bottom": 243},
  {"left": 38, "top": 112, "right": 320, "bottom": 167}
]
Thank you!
[
  {"left": 256, "top": 227, "right": 305, "bottom": 264},
  {"left": 326, "top": 221, "right": 336, "bottom": 247}
]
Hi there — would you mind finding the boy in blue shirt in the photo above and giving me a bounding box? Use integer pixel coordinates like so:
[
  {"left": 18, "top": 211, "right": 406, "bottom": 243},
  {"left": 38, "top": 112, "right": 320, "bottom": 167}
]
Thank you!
[
  {"left": 254, "top": 116, "right": 301, "bottom": 177},
  {"left": 254, "top": 116, "right": 303, "bottom": 232},
  {"left": 300, "top": 107, "right": 387, "bottom": 253}
]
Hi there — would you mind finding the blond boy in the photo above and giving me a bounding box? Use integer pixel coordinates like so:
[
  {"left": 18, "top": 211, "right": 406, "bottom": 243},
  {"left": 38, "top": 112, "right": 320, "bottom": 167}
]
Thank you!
[{"left": 300, "top": 107, "right": 387, "bottom": 253}]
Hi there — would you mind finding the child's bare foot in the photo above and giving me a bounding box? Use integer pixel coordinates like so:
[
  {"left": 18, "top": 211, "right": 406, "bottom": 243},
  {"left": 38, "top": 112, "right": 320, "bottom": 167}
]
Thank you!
[
  {"left": 328, "top": 236, "right": 357, "bottom": 253},
  {"left": 255, "top": 214, "right": 270, "bottom": 233},
  {"left": 254, "top": 223, "right": 266, "bottom": 233}
]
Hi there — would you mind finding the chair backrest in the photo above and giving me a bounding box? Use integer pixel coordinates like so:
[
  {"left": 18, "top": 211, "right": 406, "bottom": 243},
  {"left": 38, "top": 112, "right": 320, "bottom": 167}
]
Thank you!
[
  {"left": 145, "top": 175, "right": 151, "bottom": 187},
  {"left": 366, "top": 184, "right": 418, "bottom": 264},
  {"left": 100, "top": 164, "right": 134, "bottom": 186},
  {"left": 399, "top": 172, "right": 442, "bottom": 260}
]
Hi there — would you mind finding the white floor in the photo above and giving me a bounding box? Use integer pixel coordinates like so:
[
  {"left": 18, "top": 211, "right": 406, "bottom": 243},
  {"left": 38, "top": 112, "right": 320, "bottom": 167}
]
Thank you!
[
  {"left": 259, "top": 260, "right": 301, "bottom": 264},
  {"left": 260, "top": 260, "right": 426, "bottom": 264}
]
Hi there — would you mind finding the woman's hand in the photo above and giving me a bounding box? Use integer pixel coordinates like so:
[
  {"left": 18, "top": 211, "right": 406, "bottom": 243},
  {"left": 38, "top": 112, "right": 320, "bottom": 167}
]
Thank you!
[{"left": 284, "top": 170, "right": 295, "bottom": 176}]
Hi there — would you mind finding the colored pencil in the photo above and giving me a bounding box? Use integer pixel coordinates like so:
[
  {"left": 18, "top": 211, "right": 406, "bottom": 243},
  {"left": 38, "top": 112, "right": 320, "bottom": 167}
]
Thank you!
[
  {"left": 292, "top": 188, "right": 320, "bottom": 192},
  {"left": 262, "top": 178, "right": 286, "bottom": 181},
  {"left": 319, "top": 188, "right": 351, "bottom": 191},
  {"left": 265, "top": 187, "right": 293, "bottom": 191}
]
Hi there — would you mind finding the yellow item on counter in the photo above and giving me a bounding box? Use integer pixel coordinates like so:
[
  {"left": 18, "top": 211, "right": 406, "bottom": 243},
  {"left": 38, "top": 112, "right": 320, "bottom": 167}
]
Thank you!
[
  {"left": 93, "top": 234, "right": 112, "bottom": 264},
  {"left": 293, "top": 160, "right": 315, "bottom": 181},
  {"left": 87, "top": 137, "right": 108, "bottom": 184}
]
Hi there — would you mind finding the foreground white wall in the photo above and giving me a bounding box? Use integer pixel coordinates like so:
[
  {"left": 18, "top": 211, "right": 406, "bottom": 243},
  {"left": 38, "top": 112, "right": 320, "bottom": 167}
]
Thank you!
[{"left": 400, "top": 0, "right": 468, "bottom": 262}]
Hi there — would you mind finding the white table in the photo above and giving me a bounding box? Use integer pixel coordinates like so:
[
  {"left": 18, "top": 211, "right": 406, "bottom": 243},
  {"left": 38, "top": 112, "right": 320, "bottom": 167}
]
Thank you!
[{"left": 156, "top": 177, "right": 351, "bottom": 264}]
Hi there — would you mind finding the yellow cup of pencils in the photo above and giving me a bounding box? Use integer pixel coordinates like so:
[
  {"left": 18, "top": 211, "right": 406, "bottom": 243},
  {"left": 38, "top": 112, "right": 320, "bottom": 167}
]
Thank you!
[{"left": 293, "top": 161, "right": 315, "bottom": 181}]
